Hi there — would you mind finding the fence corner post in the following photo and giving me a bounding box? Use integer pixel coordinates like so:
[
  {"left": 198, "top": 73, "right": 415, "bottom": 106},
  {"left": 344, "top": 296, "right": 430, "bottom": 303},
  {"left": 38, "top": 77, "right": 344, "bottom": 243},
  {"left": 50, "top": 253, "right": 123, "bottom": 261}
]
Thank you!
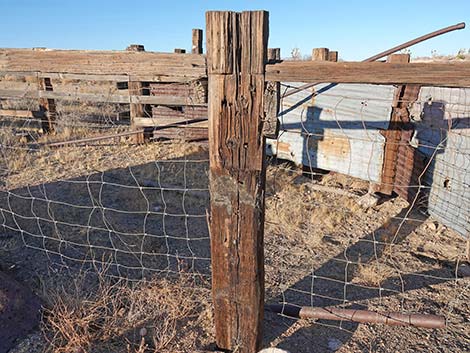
[
  {"left": 38, "top": 77, "right": 56, "bottom": 133},
  {"left": 192, "top": 28, "right": 203, "bottom": 54},
  {"left": 206, "top": 10, "right": 269, "bottom": 353}
]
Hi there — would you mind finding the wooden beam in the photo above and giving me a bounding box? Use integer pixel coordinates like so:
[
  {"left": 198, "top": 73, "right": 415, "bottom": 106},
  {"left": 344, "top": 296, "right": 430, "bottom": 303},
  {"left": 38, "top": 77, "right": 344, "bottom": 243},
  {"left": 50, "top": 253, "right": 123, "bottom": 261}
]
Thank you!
[
  {"left": 267, "top": 48, "right": 281, "bottom": 63},
  {"left": 126, "top": 45, "right": 147, "bottom": 131},
  {"left": 0, "top": 89, "right": 206, "bottom": 105},
  {"left": 125, "top": 44, "right": 145, "bottom": 52},
  {"left": 265, "top": 61, "right": 470, "bottom": 87},
  {"left": 38, "top": 77, "right": 56, "bottom": 132},
  {"left": 328, "top": 50, "right": 338, "bottom": 62},
  {"left": 133, "top": 117, "right": 208, "bottom": 128},
  {"left": 192, "top": 29, "right": 203, "bottom": 54},
  {"left": 312, "top": 47, "right": 329, "bottom": 61},
  {"left": 264, "top": 48, "right": 281, "bottom": 137},
  {"left": 0, "top": 89, "right": 38, "bottom": 98},
  {"left": 206, "top": 10, "right": 268, "bottom": 353},
  {"left": 39, "top": 72, "right": 130, "bottom": 82},
  {"left": 0, "top": 109, "right": 43, "bottom": 118},
  {"left": 36, "top": 91, "right": 206, "bottom": 105},
  {"left": 0, "top": 49, "right": 206, "bottom": 82}
]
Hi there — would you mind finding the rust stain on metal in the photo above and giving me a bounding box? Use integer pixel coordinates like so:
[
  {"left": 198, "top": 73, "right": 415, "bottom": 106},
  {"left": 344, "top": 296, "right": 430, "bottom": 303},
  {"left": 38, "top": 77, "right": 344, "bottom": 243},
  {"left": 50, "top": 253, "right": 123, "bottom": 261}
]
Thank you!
[
  {"left": 276, "top": 141, "right": 291, "bottom": 154},
  {"left": 310, "top": 133, "right": 351, "bottom": 160}
]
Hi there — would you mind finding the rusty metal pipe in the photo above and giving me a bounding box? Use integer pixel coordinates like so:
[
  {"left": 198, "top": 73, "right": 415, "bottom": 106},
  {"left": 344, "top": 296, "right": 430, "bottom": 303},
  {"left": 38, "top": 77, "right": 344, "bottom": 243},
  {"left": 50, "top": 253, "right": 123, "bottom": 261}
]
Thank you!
[
  {"left": 282, "top": 22, "right": 466, "bottom": 98},
  {"left": 267, "top": 304, "right": 446, "bottom": 329}
]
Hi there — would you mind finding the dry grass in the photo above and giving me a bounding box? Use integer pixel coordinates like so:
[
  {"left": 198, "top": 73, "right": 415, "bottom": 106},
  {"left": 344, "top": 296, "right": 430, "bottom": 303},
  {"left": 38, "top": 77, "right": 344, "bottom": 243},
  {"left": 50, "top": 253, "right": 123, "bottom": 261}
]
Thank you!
[
  {"left": 265, "top": 164, "right": 364, "bottom": 241},
  {"left": 40, "top": 267, "right": 212, "bottom": 353},
  {"left": 353, "top": 260, "right": 396, "bottom": 287}
]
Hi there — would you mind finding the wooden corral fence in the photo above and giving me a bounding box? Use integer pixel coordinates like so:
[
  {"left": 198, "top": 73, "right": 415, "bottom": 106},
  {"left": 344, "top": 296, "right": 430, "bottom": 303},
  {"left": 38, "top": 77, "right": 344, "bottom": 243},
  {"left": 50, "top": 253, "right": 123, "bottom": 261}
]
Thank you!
[
  {"left": 0, "top": 31, "right": 208, "bottom": 142},
  {"left": 1, "top": 10, "right": 470, "bottom": 353}
]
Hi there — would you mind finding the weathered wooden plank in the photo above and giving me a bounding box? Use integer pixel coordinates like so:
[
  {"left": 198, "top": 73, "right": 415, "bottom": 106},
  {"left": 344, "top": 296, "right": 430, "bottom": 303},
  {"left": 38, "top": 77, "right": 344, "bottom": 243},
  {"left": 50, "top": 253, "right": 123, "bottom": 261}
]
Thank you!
[
  {"left": 0, "top": 109, "right": 42, "bottom": 118},
  {"left": 0, "top": 49, "right": 206, "bottom": 81},
  {"left": 0, "top": 88, "right": 207, "bottom": 106},
  {"left": 153, "top": 126, "right": 208, "bottom": 141},
  {"left": 264, "top": 48, "right": 281, "bottom": 137},
  {"left": 132, "top": 95, "right": 206, "bottom": 105},
  {"left": 207, "top": 10, "right": 268, "bottom": 353},
  {"left": 133, "top": 116, "right": 208, "bottom": 128},
  {"left": 0, "top": 89, "right": 38, "bottom": 98},
  {"left": 328, "top": 50, "right": 339, "bottom": 62},
  {"left": 312, "top": 47, "right": 329, "bottom": 61},
  {"left": 126, "top": 45, "right": 147, "bottom": 129},
  {"left": 267, "top": 48, "right": 281, "bottom": 64},
  {"left": 192, "top": 29, "right": 203, "bottom": 54},
  {"left": 0, "top": 71, "right": 199, "bottom": 83},
  {"left": 265, "top": 61, "right": 470, "bottom": 87},
  {"left": 36, "top": 91, "right": 206, "bottom": 105},
  {"left": 39, "top": 72, "right": 130, "bottom": 82}
]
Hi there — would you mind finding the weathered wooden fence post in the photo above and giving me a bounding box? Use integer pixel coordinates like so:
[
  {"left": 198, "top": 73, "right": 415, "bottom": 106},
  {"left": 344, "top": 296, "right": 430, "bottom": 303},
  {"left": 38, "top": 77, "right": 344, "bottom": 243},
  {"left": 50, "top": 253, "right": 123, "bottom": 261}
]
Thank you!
[
  {"left": 312, "top": 47, "right": 329, "bottom": 61},
  {"left": 38, "top": 77, "right": 56, "bottom": 132},
  {"left": 264, "top": 48, "right": 281, "bottom": 138},
  {"left": 126, "top": 44, "right": 145, "bottom": 126},
  {"left": 206, "top": 10, "right": 269, "bottom": 352},
  {"left": 192, "top": 28, "right": 203, "bottom": 54},
  {"left": 328, "top": 50, "right": 338, "bottom": 62}
]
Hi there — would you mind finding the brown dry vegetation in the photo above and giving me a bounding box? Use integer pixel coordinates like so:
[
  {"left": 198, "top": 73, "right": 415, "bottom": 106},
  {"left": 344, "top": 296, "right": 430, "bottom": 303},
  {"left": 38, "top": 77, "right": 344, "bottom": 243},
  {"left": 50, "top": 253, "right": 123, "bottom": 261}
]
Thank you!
[{"left": 39, "top": 268, "right": 212, "bottom": 353}]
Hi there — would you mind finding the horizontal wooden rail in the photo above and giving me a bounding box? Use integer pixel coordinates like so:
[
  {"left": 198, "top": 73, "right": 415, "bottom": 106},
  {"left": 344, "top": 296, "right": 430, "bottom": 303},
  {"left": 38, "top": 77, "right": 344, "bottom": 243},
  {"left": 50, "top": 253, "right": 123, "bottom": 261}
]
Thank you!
[
  {"left": 265, "top": 61, "right": 470, "bottom": 87},
  {"left": 0, "top": 49, "right": 206, "bottom": 82},
  {"left": 3, "top": 55, "right": 470, "bottom": 88},
  {"left": 38, "top": 72, "right": 130, "bottom": 82},
  {"left": 133, "top": 117, "right": 208, "bottom": 128},
  {"left": 0, "top": 89, "right": 206, "bottom": 106},
  {"left": 0, "top": 109, "right": 43, "bottom": 118},
  {"left": 38, "top": 129, "right": 145, "bottom": 148}
]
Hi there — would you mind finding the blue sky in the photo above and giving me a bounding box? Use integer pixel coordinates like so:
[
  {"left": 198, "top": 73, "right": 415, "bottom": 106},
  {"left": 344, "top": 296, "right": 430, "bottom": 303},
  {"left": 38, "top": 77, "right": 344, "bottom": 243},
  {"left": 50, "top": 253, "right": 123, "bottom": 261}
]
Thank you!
[{"left": 0, "top": 0, "right": 468, "bottom": 60}]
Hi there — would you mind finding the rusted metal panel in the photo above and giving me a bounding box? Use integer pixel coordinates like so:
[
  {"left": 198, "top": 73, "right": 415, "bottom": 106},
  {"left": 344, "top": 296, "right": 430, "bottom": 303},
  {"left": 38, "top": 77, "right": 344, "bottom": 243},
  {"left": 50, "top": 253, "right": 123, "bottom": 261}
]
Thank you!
[
  {"left": 267, "top": 83, "right": 395, "bottom": 182},
  {"left": 410, "top": 87, "right": 470, "bottom": 237}
]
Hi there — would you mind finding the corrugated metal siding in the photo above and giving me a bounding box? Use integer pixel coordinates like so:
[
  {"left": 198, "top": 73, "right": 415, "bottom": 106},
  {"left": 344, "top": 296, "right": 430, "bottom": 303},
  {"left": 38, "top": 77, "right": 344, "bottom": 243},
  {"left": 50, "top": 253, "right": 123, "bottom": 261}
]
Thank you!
[
  {"left": 411, "top": 87, "right": 470, "bottom": 237},
  {"left": 267, "top": 83, "right": 396, "bottom": 182}
]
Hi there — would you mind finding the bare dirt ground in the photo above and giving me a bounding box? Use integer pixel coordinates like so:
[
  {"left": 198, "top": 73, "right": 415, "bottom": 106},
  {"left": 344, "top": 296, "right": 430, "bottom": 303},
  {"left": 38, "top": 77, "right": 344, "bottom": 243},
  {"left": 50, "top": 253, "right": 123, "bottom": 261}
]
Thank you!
[{"left": 0, "top": 137, "right": 468, "bottom": 352}]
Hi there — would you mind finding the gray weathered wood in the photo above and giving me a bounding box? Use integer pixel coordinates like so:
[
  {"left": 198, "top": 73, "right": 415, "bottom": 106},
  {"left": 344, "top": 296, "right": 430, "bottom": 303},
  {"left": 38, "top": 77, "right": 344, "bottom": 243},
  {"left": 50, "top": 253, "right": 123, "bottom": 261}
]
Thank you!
[
  {"left": 133, "top": 116, "right": 207, "bottom": 128},
  {"left": 0, "top": 109, "right": 43, "bottom": 118},
  {"left": 0, "top": 48, "right": 206, "bottom": 82},
  {"left": 264, "top": 48, "right": 281, "bottom": 137},
  {"left": 206, "top": 10, "right": 268, "bottom": 353}
]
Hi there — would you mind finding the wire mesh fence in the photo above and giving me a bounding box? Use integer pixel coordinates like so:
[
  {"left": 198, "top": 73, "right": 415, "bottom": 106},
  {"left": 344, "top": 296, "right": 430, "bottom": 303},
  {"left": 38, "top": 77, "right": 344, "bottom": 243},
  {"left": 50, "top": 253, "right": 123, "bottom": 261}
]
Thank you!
[
  {"left": 263, "top": 82, "right": 470, "bottom": 351},
  {"left": 1, "top": 68, "right": 470, "bottom": 352},
  {"left": 0, "top": 75, "right": 211, "bottom": 282}
]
